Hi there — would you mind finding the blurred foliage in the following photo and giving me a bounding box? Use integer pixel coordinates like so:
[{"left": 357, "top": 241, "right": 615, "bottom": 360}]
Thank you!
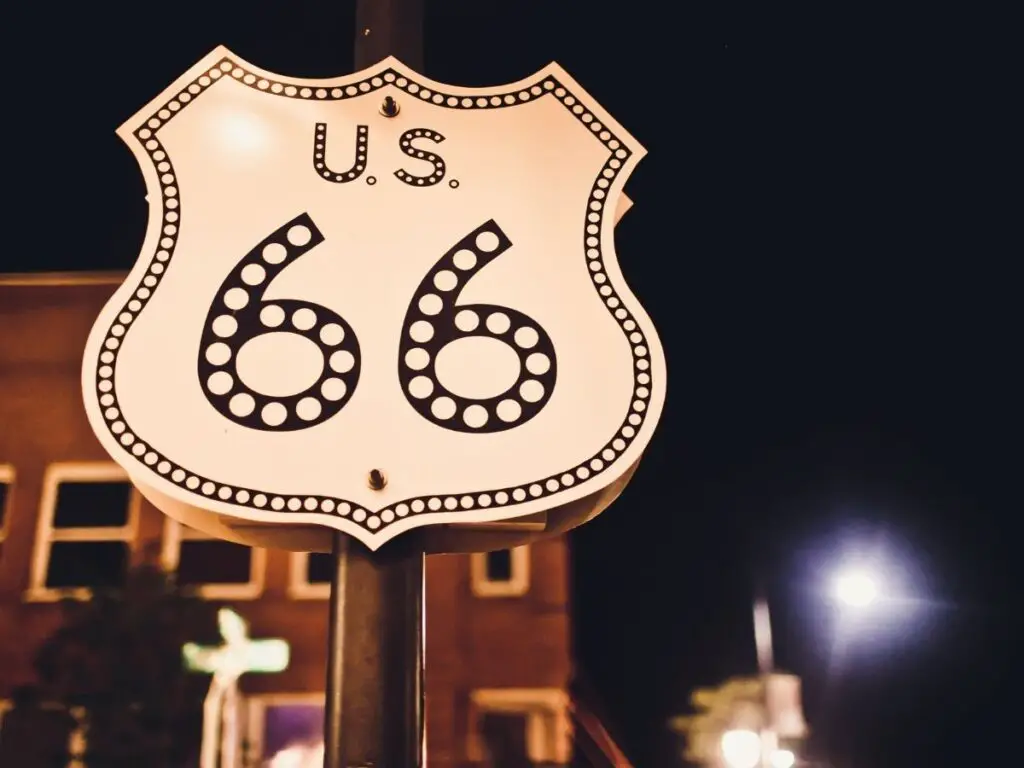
[
  {"left": 0, "top": 684, "right": 78, "bottom": 768},
  {"left": 670, "top": 677, "right": 762, "bottom": 764},
  {"left": 31, "top": 562, "right": 221, "bottom": 768},
  {"left": 669, "top": 676, "right": 807, "bottom": 765}
]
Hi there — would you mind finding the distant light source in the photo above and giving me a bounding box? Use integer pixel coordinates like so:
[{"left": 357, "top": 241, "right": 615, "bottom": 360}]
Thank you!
[
  {"left": 771, "top": 748, "right": 796, "bottom": 768},
  {"left": 834, "top": 568, "right": 879, "bottom": 608},
  {"left": 721, "top": 729, "right": 761, "bottom": 768}
]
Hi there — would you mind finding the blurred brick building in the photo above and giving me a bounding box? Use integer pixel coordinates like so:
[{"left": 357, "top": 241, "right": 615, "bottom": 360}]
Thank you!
[{"left": 0, "top": 273, "right": 615, "bottom": 767}]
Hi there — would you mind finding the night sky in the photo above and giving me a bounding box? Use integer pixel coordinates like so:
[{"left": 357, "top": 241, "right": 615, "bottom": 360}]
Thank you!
[{"left": 6, "top": 2, "right": 1018, "bottom": 767}]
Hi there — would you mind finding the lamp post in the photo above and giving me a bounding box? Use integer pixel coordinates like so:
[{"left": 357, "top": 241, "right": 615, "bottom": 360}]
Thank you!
[
  {"left": 751, "top": 590, "right": 778, "bottom": 768},
  {"left": 745, "top": 566, "right": 881, "bottom": 768}
]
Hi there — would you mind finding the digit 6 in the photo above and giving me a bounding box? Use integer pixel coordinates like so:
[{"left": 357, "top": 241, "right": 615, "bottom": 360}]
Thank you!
[
  {"left": 197, "top": 214, "right": 361, "bottom": 431},
  {"left": 397, "top": 220, "right": 557, "bottom": 433}
]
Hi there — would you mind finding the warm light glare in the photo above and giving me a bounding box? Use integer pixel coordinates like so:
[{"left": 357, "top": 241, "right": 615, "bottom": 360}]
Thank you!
[
  {"left": 721, "top": 729, "right": 762, "bottom": 768},
  {"left": 834, "top": 568, "right": 879, "bottom": 608},
  {"left": 771, "top": 748, "right": 796, "bottom": 768},
  {"left": 212, "top": 108, "right": 272, "bottom": 155}
]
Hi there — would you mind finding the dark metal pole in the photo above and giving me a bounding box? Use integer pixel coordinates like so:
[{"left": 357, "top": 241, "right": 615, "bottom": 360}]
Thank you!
[
  {"left": 322, "top": 3, "right": 425, "bottom": 766},
  {"left": 324, "top": 533, "right": 424, "bottom": 767},
  {"left": 323, "top": 530, "right": 348, "bottom": 768},
  {"left": 355, "top": 0, "right": 424, "bottom": 69}
]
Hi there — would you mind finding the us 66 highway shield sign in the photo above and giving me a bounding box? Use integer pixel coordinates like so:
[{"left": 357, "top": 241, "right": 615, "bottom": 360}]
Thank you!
[{"left": 82, "top": 47, "right": 666, "bottom": 550}]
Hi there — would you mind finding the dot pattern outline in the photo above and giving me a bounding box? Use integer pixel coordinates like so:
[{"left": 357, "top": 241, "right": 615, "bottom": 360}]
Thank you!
[
  {"left": 197, "top": 213, "right": 362, "bottom": 431},
  {"left": 314, "top": 123, "right": 369, "bottom": 183},
  {"left": 97, "top": 57, "right": 653, "bottom": 536},
  {"left": 394, "top": 128, "right": 446, "bottom": 187},
  {"left": 397, "top": 219, "right": 557, "bottom": 433}
]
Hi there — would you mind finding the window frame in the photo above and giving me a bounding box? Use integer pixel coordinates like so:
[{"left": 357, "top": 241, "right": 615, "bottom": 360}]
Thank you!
[
  {"left": 161, "top": 518, "right": 266, "bottom": 600},
  {"left": 67, "top": 707, "right": 86, "bottom": 768},
  {"left": 470, "top": 545, "right": 531, "bottom": 598},
  {"left": 27, "top": 462, "right": 139, "bottom": 602},
  {"left": 467, "top": 687, "right": 570, "bottom": 764},
  {"left": 244, "top": 692, "right": 325, "bottom": 765},
  {"left": 0, "top": 464, "right": 13, "bottom": 552},
  {"left": 288, "top": 552, "right": 331, "bottom": 600}
]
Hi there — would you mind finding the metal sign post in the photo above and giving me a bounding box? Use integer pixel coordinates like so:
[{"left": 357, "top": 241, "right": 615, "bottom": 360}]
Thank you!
[
  {"left": 324, "top": 534, "right": 424, "bottom": 767},
  {"left": 322, "top": 3, "right": 426, "bottom": 766},
  {"left": 82, "top": 0, "right": 664, "bottom": 762}
]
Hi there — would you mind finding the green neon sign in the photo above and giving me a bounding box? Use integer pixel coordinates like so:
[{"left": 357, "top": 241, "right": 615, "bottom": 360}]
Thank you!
[{"left": 183, "top": 608, "right": 289, "bottom": 676}]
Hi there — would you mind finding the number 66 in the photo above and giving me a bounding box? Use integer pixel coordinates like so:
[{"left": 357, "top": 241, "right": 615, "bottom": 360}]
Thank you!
[{"left": 197, "top": 215, "right": 557, "bottom": 434}]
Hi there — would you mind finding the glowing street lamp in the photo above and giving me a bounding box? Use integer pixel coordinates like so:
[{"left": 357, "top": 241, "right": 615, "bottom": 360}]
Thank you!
[
  {"left": 833, "top": 568, "right": 879, "bottom": 609},
  {"left": 744, "top": 562, "right": 886, "bottom": 768}
]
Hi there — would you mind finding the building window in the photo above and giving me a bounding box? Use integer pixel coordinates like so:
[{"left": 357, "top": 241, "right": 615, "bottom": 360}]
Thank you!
[
  {"left": 288, "top": 552, "right": 332, "bottom": 599},
  {"left": 467, "top": 688, "right": 570, "bottom": 765},
  {"left": 0, "top": 464, "right": 13, "bottom": 559},
  {"left": 245, "top": 694, "right": 325, "bottom": 767},
  {"left": 162, "top": 520, "right": 266, "bottom": 600},
  {"left": 28, "top": 463, "right": 138, "bottom": 600},
  {"left": 470, "top": 546, "right": 530, "bottom": 597}
]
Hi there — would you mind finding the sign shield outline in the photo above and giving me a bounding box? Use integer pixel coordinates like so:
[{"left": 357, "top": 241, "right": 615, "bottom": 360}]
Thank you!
[{"left": 82, "top": 46, "right": 667, "bottom": 550}]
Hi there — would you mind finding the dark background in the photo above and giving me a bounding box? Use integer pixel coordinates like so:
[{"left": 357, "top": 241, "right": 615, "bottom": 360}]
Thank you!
[{"left": 5, "top": 2, "right": 1018, "bottom": 766}]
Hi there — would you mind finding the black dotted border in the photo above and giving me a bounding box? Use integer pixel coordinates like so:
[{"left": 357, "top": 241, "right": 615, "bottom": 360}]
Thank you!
[{"left": 97, "top": 57, "right": 653, "bottom": 535}]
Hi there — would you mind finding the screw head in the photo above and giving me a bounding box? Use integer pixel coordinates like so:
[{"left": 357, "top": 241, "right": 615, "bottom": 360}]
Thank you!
[
  {"left": 367, "top": 469, "right": 387, "bottom": 490},
  {"left": 380, "top": 96, "right": 400, "bottom": 118}
]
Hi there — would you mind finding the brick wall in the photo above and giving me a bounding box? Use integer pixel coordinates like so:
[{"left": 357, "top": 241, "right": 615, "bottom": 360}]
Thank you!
[{"left": 0, "top": 276, "right": 571, "bottom": 766}]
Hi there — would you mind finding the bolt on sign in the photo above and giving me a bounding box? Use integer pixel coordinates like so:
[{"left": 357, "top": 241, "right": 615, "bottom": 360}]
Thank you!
[{"left": 82, "top": 47, "right": 666, "bottom": 550}]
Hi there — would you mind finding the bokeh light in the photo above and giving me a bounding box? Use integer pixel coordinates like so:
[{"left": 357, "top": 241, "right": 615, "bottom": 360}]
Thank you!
[
  {"left": 834, "top": 568, "right": 879, "bottom": 608},
  {"left": 721, "top": 729, "right": 761, "bottom": 768}
]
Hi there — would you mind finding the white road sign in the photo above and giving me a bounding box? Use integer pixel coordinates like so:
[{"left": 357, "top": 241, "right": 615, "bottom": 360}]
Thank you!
[{"left": 82, "top": 47, "right": 666, "bottom": 550}]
